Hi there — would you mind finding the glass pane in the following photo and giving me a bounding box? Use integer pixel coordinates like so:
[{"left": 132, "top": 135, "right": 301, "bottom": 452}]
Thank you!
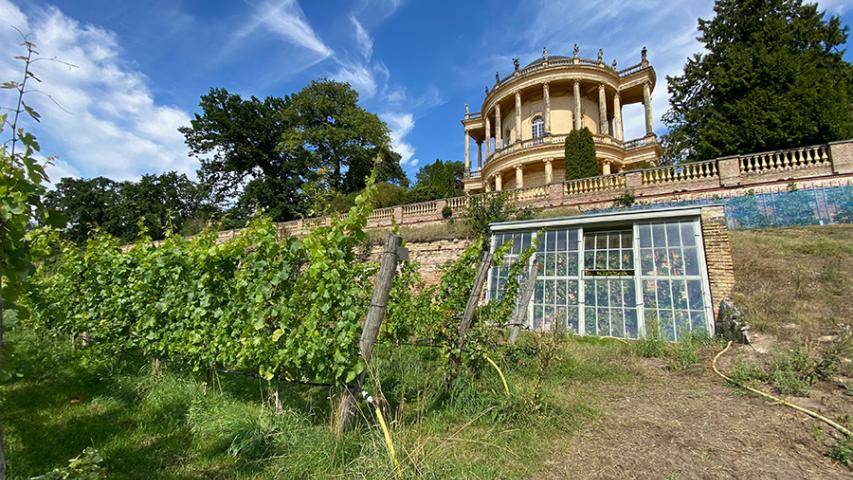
[
  {"left": 584, "top": 280, "right": 595, "bottom": 305},
  {"left": 567, "top": 307, "right": 579, "bottom": 333},
  {"left": 567, "top": 255, "right": 579, "bottom": 277},
  {"left": 568, "top": 230, "right": 578, "bottom": 250},
  {"left": 596, "top": 234, "right": 607, "bottom": 249},
  {"left": 555, "top": 252, "right": 567, "bottom": 276},
  {"left": 656, "top": 280, "right": 673, "bottom": 309},
  {"left": 639, "top": 224, "right": 652, "bottom": 247},
  {"left": 625, "top": 309, "right": 638, "bottom": 339},
  {"left": 675, "top": 310, "right": 691, "bottom": 338},
  {"left": 556, "top": 230, "right": 567, "bottom": 251},
  {"left": 609, "top": 281, "right": 622, "bottom": 307},
  {"left": 622, "top": 250, "right": 634, "bottom": 271},
  {"left": 533, "top": 305, "right": 543, "bottom": 330},
  {"left": 567, "top": 280, "right": 579, "bottom": 305},
  {"left": 690, "top": 310, "right": 707, "bottom": 334},
  {"left": 595, "top": 251, "right": 607, "bottom": 270},
  {"left": 545, "top": 253, "right": 555, "bottom": 276},
  {"left": 660, "top": 310, "right": 675, "bottom": 341},
  {"left": 640, "top": 248, "right": 654, "bottom": 275},
  {"left": 597, "top": 307, "right": 610, "bottom": 336},
  {"left": 607, "top": 251, "right": 620, "bottom": 270},
  {"left": 535, "top": 279, "right": 544, "bottom": 302},
  {"left": 643, "top": 280, "right": 656, "bottom": 308},
  {"left": 547, "top": 231, "right": 558, "bottom": 251},
  {"left": 608, "top": 233, "right": 620, "bottom": 249},
  {"left": 672, "top": 280, "right": 688, "bottom": 310},
  {"left": 596, "top": 281, "right": 608, "bottom": 305},
  {"left": 669, "top": 248, "right": 685, "bottom": 276},
  {"left": 584, "top": 251, "right": 595, "bottom": 270},
  {"left": 584, "top": 306, "right": 596, "bottom": 335},
  {"left": 621, "top": 232, "right": 632, "bottom": 249},
  {"left": 681, "top": 223, "right": 696, "bottom": 246},
  {"left": 556, "top": 279, "right": 567, "bottom": 304},
  {"left": 611, "top": 309, "right": 625, "bottom": 338},
  {"left": 654, "top": 248, "right": 670, "bottom": 275},
  {"left": 666, "top": 223, "right": 682, "bottom": 246},
  {"left": 543, "top": 305, "right": 555, "bottom": 331},
  {"left": 544, "top": 280, "right": 555, "bottom": 303},
  {"left": 652, "top": 224, "right": 666, "bottom": 247},
  {"left": 684, "top": 247, "right": 699, "bottom": 275},
  {"left": 687, "top": 280, "right": 704, "bottom": 309}
]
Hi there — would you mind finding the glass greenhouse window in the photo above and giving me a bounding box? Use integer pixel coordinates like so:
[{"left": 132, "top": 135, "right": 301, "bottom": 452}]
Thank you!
[
  {"left": 638, "top": 220, "right": 710, "bottom": 341},
  {"left": 488, "top": 231, "right": 533, "bottom": 301},
  {"left": 532, "top": 229, "right": 580, "bottom": 332},
  {"left": 488, "top": 215, "right": 713, "bottom": 342}
]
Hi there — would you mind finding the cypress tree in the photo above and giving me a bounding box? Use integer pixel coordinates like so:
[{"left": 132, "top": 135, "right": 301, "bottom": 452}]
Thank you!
[
  {"left": 564, "top": 127, "right": 598, "bottom": 180},
  {"left": 663, "top": 0, "right": 853, "bottom": 163}
]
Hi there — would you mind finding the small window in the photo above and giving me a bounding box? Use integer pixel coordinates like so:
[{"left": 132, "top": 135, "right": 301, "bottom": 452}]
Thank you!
[{"left": 532, "top": 116, "right": 544, "bottom": 141}]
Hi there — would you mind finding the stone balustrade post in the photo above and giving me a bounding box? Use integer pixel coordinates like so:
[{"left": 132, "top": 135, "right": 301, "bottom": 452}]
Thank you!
[
  {"left": 829, "top": 139, "right": 853, "bottom": 174},
  {"left": 625, "top": 171, "right": 643, "bottom": 189},
  {"left": 393, "top": 206, "right": 403, "bottom": 224},
  {"left": 717, "top": 156, "right": 741, "bottom": 187},
  {"left": 547, "top": 182, "right": 563, "bottom": 204}
]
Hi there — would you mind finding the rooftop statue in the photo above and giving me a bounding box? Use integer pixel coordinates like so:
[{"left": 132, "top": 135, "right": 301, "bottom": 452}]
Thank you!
[{"left": 572, "top": 43, "right": 579, "bottom": 59}]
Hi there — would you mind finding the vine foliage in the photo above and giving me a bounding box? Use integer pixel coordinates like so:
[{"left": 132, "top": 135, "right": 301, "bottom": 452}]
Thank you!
[{"left": 27, "top": 176, "right": 380, "bottom": 385}]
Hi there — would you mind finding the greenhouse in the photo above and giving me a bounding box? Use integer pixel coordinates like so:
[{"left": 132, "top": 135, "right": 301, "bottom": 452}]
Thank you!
[{"left": 488, "top": 207, "right": 716, "bottom": 341}]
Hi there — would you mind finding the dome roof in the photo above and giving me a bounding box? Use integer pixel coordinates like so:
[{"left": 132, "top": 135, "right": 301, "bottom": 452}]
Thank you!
[{"left": 524, "top": 55, "right": 572, "bottom": 69}]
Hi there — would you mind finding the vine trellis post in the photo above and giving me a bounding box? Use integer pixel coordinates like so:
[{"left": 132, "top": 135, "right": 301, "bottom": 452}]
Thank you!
[
  {"left": 336, "top": 233, "right": 405, "bottom": 433},
  {"left": 509, "top": 258, "right": 539, "bottom": 344},
  {"left": 450, "top": 250, "right": 493, "bottom": 370}
]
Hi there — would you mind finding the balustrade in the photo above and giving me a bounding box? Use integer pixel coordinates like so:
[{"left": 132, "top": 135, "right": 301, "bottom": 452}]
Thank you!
[
  {"left": 641, "top": 159, "right": 719, "bottom": 185},
  {"left": 564, "top": 174, "right": 626, "bottom": 195},
  {"left": 739, "top": 144, "right": 830, "bottom": 174},
  {"left": 402, "top": 201, "right": 437, "bottom": 217}
]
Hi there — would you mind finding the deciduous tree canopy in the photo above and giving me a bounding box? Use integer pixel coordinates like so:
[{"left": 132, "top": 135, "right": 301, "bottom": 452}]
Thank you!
[
  {"left": 180, "top": 80, "right": 405, "bottom": 221},
  {"left": 663, "top": 0, "right": 853, "bottom": 162}
]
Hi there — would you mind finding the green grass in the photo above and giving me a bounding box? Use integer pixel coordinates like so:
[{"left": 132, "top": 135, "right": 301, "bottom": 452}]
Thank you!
[{"left": 1, "top": 328, "right": 641, "bottom": 479}]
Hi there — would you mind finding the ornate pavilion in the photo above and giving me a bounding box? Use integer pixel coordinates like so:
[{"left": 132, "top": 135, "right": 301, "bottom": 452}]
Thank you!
[{"left": 462, "top": 45, "right": 662, "bottom": 193}]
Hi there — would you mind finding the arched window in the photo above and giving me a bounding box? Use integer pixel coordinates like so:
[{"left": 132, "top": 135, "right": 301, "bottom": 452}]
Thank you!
[{"left": 532, "top": 115, "right": 545, "bottom": 142}]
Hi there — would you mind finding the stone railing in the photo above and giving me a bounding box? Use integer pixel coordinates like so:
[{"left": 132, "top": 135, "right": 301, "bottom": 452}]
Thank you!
[
  {"left": 565, "top": 173, "right": 626, "bottom": 195},
  {"left": 642, "top": 158, "right": 719, "bottom": 185},
  {"left": 493, "top": 57, "right": 637, "bottom": 89},
  {"left": 738, "top": 144, "right": 830, "bottom": 175},
  {"left": 617, "top": 62, "right": 647, "bottom": 77},
  {"left": 487, "top": 132, "right": 621, "bottom": 166},
  {"left": 272, "top": 139, "right": 851, "bottom": 237}
]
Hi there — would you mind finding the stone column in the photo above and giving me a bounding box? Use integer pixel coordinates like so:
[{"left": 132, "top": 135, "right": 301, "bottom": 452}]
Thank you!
[
  {"left": 515, "top": 165, "right": 524, "bottom": 189},
  {"left": 598, "top": 83, "right": 609, "bottom": 136},
  {"left": 602, "top": 160, "right": 611, "bottom": 175},
  {"left": 485, "top": 115, "right": 492, "bottom": 158},
  {"left": 485, "top": 178, "right": 492, "bottom": 192},
  {"left": 464, "top": 129, "right": 470, "bottom": 174},
  {"left": 573, "top": 80, "right": 582, "bottom": 130},
  {"left": 543, "top": 82, "right": 551, "bottom": 134},
  {"left": 643, "top": 81, "right": 653, "bottom": 136},
  {"left": 495, "top": 103, "right": 502, "bottom": 149},
  {"left": 544, "top": 159, "right": 553, "bottom": 184},
  {"left": 477, "top": 141, "right": 483, "bottom": 171},
  {"left": 613, "top": 91, "right": 623, "bottom": 141},
  {"left": 495, "top": 172, "right": 503, "bottom": 191},
  {"left": 514, "top": 91, "right": 522, "bottom": 143}
]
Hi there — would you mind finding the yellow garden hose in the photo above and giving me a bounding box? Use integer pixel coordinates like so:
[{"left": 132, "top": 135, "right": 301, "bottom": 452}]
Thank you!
[
  {"left": 485, "top": 355, "right": 511, "bottom": 396},
  {"left": 361, "top": 390, "right": 402, "bottom": 478},
  {"left": 712, "top": 341, "right": 852, "bottom": 437}
]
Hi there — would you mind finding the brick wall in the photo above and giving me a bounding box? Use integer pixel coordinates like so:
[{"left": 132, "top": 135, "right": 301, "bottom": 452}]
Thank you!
[
  {"left": 699, "top": 206, "right": 735, "bottom": 324},
  {"left": 368, "top": 237, "right": 471, "bottom": 285}
]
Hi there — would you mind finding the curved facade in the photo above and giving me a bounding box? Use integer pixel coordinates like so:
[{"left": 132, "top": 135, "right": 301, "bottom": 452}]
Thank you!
[{"left": 462, "top": 47, "right": 662, "bottom": 193}]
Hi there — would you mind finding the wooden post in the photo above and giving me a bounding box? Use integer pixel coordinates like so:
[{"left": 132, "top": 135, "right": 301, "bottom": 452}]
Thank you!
[
  {"left": 509, "top": 258, "right": 539, "bottom": 344},
  {"left": 337, "top": 233, "right": 403, "bottom": 433},
  {"left": 456, "top": 250, "right": 494, "bottom": 354}
]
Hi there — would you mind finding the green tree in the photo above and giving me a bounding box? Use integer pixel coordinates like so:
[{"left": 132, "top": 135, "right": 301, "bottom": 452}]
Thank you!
[
  {"left": 45, "top": 173, "right": 214, "bottom": 243},
  {"left": 663, "top": 0, "right": 853, "bottom": 162},
  {"left": 564, "top": 127, "right": 598, "bottom": 179},
  {"left": 179, "top": 88, "right": 309, "bottom": 221},
  {"left": 406, "top": 159, "right": 464, "bottom": 202},
  {"left": 280, "top": 80, "right": 404, "bottom": 193}
]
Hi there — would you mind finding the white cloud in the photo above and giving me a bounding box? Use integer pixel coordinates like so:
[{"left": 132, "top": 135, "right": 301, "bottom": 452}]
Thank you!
[
  {"left": 332, "top": 60, "right": 379, "bottom": 98},
  {"left": 236, "top": 0, "right": 332, "bottom": 60},
  {"left": 381, "top": 112, "right": 416, "bottom": 167},
  {"left": 0, "top": 0, "right": 195, "bottom": 182},
  {"left": 350, "top": 15, "right": 373, "bottom": 59}
]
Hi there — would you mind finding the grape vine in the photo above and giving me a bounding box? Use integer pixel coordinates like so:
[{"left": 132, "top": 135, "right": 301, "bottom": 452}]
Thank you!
[{"left": 26, "top": 176, "right": 379, "bottom": 384}]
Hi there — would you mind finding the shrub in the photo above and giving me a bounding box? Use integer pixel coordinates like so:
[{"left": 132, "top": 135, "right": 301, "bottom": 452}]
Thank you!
[
  {"left": 635, "top": 316, "right": 666, "bottom": 358},
  {"left": 464, "top": 192, "right": 533, "bottom": 246},
  {"left": 441, "top": 205, "right": 453, "bottom": 219},
  {"left": 564, "top": 127, "right": 597, "bottom": 180}
]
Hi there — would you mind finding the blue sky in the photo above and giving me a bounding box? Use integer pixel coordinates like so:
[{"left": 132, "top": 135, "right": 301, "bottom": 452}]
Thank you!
[{"left": 1, "top": 0, "right": 850, "bottom": 184}]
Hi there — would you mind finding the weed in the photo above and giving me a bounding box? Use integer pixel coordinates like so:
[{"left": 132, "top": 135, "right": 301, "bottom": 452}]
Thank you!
[
  {"left": 767, "top": 345, "right": 815, "bottom": 396},
  {"left": 829, "top": 434, "right": 853, "bottom": 467},
  {"left": 667, "top": 332, "right": 709, "bottom": 370},
  {"left": 635, "top": 316, "right": 666, "bottom": 358}
]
